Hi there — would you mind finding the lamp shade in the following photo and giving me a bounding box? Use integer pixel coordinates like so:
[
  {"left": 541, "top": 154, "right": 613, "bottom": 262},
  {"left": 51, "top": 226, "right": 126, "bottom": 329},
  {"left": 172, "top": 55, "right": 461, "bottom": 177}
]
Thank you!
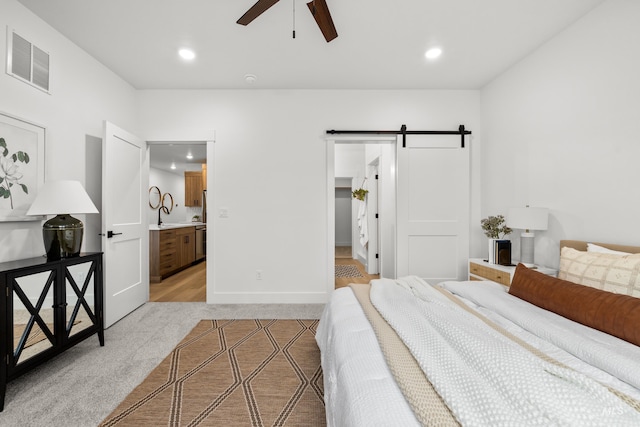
[
  {"left": 26, "top": 180, "right": 98, "bottom": 216},
  {"left": 506, "top": 207, "right": 548, "bottom": 231},
  {"left": 27, "top": 180, "right": 98, "bottom": 260}
]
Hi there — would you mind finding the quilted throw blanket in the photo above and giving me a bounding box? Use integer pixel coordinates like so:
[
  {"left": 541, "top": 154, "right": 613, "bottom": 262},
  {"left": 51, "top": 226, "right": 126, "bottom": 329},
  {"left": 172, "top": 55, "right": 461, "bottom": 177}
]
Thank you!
[{"left": 367, "top": 277, "right": 640, "bottom": 426}]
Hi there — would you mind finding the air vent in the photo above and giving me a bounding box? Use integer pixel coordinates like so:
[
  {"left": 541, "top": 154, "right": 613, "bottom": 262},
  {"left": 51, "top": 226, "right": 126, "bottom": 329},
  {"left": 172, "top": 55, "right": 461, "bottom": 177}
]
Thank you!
[{"left": 6, "top": 29, "right": 50, "bottom": 93}]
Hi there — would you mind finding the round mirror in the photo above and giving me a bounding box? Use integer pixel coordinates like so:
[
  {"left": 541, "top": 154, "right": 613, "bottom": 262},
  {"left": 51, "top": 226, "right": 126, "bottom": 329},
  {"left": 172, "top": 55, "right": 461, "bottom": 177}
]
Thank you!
[
  {"left": 162, "top": 192, "right": 174, "bottom": 213},
  {"left": 149, "top": 186, "right": 161, "bottom": 209}
]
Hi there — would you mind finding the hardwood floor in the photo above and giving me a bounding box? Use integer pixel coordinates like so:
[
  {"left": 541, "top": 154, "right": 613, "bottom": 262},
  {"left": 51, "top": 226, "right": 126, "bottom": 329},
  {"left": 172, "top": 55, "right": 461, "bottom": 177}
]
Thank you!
[
  {"left": 335, "top": 247, "right": 379, "bottom": 289},
  {"left": 335, "top": 246, "right": 352, "bottom": 259},
  {"left": 150, "top": 248, "right": 377, "bottom": 300},
  {"left": 149, "top": 261, "right": 206, "bottom": 302}
]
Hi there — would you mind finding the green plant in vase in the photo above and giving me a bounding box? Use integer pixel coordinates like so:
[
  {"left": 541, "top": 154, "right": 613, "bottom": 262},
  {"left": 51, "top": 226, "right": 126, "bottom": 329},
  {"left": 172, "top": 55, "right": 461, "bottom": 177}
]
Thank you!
[
  {"left": 481, "top": 214, "right": 512, "bottom": 263},
  {"left": 480, "top": 215, "right": 512, "bottom": 239}
]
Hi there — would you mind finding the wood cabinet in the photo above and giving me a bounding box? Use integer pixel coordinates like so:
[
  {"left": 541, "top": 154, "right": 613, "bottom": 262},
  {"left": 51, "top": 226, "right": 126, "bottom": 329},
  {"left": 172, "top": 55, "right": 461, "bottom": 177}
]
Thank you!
[
  {"left": 201, "top": 164, "right": 207, "bottom": 190},
  {"left": 176, "top": 227, "right": 196, "bottom": 267},
  {"left": 150, "top": 229, "right": 177, "bottom": 282},
  {"left": 469, "top": 259, "right": 557, "bottom": 287},
  {"left": 469, "top": 259, "right": 512, "bottom": 286},
  {"left": 150, "top": 226, "right": 196, "bottom": 283},
  {"left": 0, "top": 253, "right": 104, "bottom": 411},
  {"left": 184, "top": 171, "right": 203, "bottom": 207}
]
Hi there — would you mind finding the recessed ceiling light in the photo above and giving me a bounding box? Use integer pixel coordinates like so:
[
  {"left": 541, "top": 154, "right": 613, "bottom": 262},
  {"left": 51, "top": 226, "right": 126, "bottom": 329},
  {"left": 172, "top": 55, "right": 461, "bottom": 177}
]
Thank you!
[
  {"left": 178, "top": 48, "right": 196, "bottom": 61},
  {"left": 425, "top": 47, "right": 442, "bottom": 60},
  {"left": 186, "top": 152, "right": 193, "bottom": 160},
  {"left": 170, "top": 162, "right": 176, "bottom": 170}
]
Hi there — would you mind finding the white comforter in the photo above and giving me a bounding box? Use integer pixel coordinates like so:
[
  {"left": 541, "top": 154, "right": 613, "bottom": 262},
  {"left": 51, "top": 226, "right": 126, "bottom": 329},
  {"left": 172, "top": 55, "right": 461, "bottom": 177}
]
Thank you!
[{"left": 316, "top": 278, "right": 640, "bottom": 427}]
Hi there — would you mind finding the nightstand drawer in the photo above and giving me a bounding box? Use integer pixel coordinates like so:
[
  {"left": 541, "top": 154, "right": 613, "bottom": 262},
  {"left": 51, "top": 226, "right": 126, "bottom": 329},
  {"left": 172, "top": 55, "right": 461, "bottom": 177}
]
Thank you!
[{"left": 469, "top": 261, "right": 511, "bottom": 286}]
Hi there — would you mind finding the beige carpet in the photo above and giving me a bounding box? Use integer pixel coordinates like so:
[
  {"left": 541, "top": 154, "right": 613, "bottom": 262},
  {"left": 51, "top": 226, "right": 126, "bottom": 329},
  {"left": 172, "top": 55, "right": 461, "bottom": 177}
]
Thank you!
[{"left": 100, "top": 319, "right": 325, "bottom": 427}]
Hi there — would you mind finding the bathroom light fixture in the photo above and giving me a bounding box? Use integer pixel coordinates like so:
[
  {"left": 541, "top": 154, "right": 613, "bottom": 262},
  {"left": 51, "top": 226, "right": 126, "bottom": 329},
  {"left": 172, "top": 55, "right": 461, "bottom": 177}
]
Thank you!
[
  {"left": 178, "top": 48, "right": 196, "bottom": 60},
  {"left": 425, "top": 47, "right": 442, "bottom": 60}
]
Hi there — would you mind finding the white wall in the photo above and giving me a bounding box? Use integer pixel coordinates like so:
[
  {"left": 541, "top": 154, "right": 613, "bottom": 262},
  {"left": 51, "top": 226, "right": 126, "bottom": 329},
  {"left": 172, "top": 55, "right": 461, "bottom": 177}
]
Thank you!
[
  {"left": 334, "top": 188, "right": 351, "bottom": 246},
  {"left": 0, "top": 0, "right": 137, "bottom": 262},
  {"left": 148, "top": 167, "right": 190, "bottom": 225},
  {"left": 137, "top": 90, "right": 481, "bottom": 303},
  {"left": 335, "top": 144, "right": 365, "bottom": 178},
  {"left": 480, "top": 0, "right": 640, "bottom": 268},
  {"left": 335, "top": 143, "right": 366, "bottom": 258}
]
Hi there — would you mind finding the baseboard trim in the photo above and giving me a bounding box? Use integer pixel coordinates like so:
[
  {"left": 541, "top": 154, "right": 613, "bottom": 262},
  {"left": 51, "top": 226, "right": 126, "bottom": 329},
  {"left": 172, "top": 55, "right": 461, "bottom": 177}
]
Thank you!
[{"left": 208, "top": 292, "right": 328, "bottom": 304}]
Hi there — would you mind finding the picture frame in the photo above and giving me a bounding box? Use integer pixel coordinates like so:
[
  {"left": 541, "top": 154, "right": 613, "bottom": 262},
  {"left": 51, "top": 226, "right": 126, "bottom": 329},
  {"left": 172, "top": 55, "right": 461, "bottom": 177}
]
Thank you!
[{"left": 0, "top": 111, "right": 45, "bottom": 222}]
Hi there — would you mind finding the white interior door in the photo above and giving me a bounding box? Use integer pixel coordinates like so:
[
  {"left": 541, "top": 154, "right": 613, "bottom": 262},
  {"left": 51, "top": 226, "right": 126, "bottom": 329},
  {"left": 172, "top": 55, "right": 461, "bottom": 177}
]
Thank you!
[
  {"left": 366, "top": 164, "right": 379, "bottom": 275},
  {"left": 396, "top": 134, "right": 469, "bottom": 283},
  {"left": 102, "top": 121, "right": 148, "bottom": 327}
]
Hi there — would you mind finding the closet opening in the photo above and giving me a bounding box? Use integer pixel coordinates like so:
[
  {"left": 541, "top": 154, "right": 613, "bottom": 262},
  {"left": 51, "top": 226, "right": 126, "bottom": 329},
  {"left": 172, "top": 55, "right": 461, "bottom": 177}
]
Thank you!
[{"left": 327, "top": 136, "right": 397, "bottom": 292}]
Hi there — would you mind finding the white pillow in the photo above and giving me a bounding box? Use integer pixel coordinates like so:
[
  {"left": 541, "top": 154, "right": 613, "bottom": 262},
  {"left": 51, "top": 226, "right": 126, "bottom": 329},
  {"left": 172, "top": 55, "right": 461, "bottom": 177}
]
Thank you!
[{"left": 587, "top": 243, "right": 631, "bottom": 255}]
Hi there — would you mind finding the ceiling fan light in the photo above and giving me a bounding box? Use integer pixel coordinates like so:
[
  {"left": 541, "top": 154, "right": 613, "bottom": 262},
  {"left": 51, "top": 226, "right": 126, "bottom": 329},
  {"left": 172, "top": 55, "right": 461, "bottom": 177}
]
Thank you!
[{"left": 425, "top": 47, "right": 443, "bottom": 60}]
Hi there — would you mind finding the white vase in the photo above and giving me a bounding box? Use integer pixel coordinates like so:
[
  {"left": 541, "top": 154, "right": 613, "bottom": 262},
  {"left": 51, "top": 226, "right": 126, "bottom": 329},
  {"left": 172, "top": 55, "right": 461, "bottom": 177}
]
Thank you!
[{"left": 488, "top": 238, "right": 497, "bottom": 264}]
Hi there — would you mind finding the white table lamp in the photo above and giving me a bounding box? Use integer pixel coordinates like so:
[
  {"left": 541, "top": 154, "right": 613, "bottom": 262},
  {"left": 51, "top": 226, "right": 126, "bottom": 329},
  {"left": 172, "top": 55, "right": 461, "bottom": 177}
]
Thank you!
[
  {"left": 507, "top": 206, "right": 548, "bottom": 265},
  {"left": 27, "top": 180, "right": 99, "bottom": 260}
]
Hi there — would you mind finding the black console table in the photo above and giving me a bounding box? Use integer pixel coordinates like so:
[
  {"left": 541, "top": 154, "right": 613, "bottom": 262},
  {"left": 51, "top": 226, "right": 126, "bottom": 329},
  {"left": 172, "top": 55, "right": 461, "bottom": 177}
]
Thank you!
[{"left": 0, "top": 252, "right": 104, "bottom": 411}]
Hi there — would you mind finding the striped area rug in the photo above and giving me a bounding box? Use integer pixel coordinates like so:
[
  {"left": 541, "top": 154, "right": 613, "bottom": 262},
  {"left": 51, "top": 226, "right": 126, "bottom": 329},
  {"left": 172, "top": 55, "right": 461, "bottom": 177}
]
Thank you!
[{"left": 100, "top": 319, "right": 325, "bottom": 427}]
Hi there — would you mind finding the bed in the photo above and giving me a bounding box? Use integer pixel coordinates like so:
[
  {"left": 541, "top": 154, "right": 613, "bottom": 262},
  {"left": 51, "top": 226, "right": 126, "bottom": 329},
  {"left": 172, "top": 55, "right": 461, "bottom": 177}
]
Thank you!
[{"left": 316, "top": 240, "right": 640, "bottom": 426}]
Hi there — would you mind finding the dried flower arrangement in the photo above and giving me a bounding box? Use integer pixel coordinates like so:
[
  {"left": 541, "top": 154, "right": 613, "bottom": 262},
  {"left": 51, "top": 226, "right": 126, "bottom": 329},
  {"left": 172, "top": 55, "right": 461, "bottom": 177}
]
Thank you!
[{"left": 480, "top": 215, "right": 512, "bottom": 239}]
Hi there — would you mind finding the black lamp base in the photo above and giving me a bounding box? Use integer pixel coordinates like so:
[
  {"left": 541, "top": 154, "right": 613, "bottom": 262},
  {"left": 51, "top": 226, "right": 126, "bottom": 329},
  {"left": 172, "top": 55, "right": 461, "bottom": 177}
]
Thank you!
[{"left": 43, "top": 214, "right": 84, "bottom": 260}]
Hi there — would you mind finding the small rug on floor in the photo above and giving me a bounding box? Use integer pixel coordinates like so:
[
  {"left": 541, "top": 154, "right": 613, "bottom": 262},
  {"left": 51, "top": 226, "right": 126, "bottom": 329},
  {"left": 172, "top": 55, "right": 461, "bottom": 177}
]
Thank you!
[
  {"left": 100, "top": 319, "right": 325, "bottom": 427},
  {"left": 335, "top": 264, "right": 363, "bottom": 278}
]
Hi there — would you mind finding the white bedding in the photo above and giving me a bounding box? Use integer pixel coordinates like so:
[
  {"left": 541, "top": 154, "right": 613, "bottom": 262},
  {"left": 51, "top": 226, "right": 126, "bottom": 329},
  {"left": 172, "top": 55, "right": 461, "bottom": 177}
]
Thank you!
[
  {"left": 316, "top": 279, "right": 640, "bottom": 426},
  {"left": 315, "top": 286, "right": 421, "bottom": 427}
]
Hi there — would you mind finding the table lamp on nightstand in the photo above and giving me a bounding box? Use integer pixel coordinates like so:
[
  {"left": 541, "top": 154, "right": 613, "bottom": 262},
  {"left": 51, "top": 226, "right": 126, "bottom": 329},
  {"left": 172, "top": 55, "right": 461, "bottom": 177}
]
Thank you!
[{"left": 507, "top": 206, "right": 548, "bottom": 266}]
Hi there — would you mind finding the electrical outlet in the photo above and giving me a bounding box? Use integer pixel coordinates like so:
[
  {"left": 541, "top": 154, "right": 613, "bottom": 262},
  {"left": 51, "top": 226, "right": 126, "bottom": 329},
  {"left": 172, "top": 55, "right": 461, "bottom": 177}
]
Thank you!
[{"left": 256, "top": 270, "right": 263, "bottom": 280}]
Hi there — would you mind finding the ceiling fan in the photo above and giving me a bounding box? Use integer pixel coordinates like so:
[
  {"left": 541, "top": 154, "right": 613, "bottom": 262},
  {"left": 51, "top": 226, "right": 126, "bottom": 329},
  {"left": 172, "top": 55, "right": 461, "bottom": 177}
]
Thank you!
[{"left": 237, "top": 0, "right": 338, "bottom": 42}]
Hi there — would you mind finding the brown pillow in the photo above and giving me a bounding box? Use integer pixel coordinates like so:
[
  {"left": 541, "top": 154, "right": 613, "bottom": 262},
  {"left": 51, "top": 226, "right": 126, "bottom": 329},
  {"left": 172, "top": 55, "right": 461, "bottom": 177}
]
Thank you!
[{"left": 509, "top": 263, "right": 640, "bottom": 347}]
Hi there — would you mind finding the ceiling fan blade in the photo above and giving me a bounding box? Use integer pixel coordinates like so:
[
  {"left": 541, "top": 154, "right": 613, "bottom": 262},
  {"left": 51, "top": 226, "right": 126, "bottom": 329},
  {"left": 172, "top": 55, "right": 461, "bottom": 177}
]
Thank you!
[
  {"left": 307, "top": 0, "right": 338, "bottom": 42},
  {"left": 237, "top": 0, "right": 281, "bottom": 26}
]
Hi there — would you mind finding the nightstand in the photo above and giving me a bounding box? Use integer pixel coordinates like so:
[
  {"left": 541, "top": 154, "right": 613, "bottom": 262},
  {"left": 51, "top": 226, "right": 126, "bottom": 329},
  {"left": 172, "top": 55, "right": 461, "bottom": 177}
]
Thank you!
[{"left": 469, "top": 259, "right": 557, "bottom": 287}]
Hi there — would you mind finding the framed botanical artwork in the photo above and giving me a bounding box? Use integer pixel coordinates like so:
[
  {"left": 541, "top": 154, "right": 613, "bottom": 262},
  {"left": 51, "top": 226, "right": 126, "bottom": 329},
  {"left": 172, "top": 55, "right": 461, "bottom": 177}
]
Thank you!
[{"left": 0, "top": 111, "right": 45, "bottom": 221}]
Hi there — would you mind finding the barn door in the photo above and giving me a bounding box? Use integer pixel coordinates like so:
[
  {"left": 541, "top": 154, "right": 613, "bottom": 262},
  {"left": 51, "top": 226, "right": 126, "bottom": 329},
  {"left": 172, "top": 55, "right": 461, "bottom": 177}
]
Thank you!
[{"left": 396, "top": 134, "right": 469, "bottom": 282}]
